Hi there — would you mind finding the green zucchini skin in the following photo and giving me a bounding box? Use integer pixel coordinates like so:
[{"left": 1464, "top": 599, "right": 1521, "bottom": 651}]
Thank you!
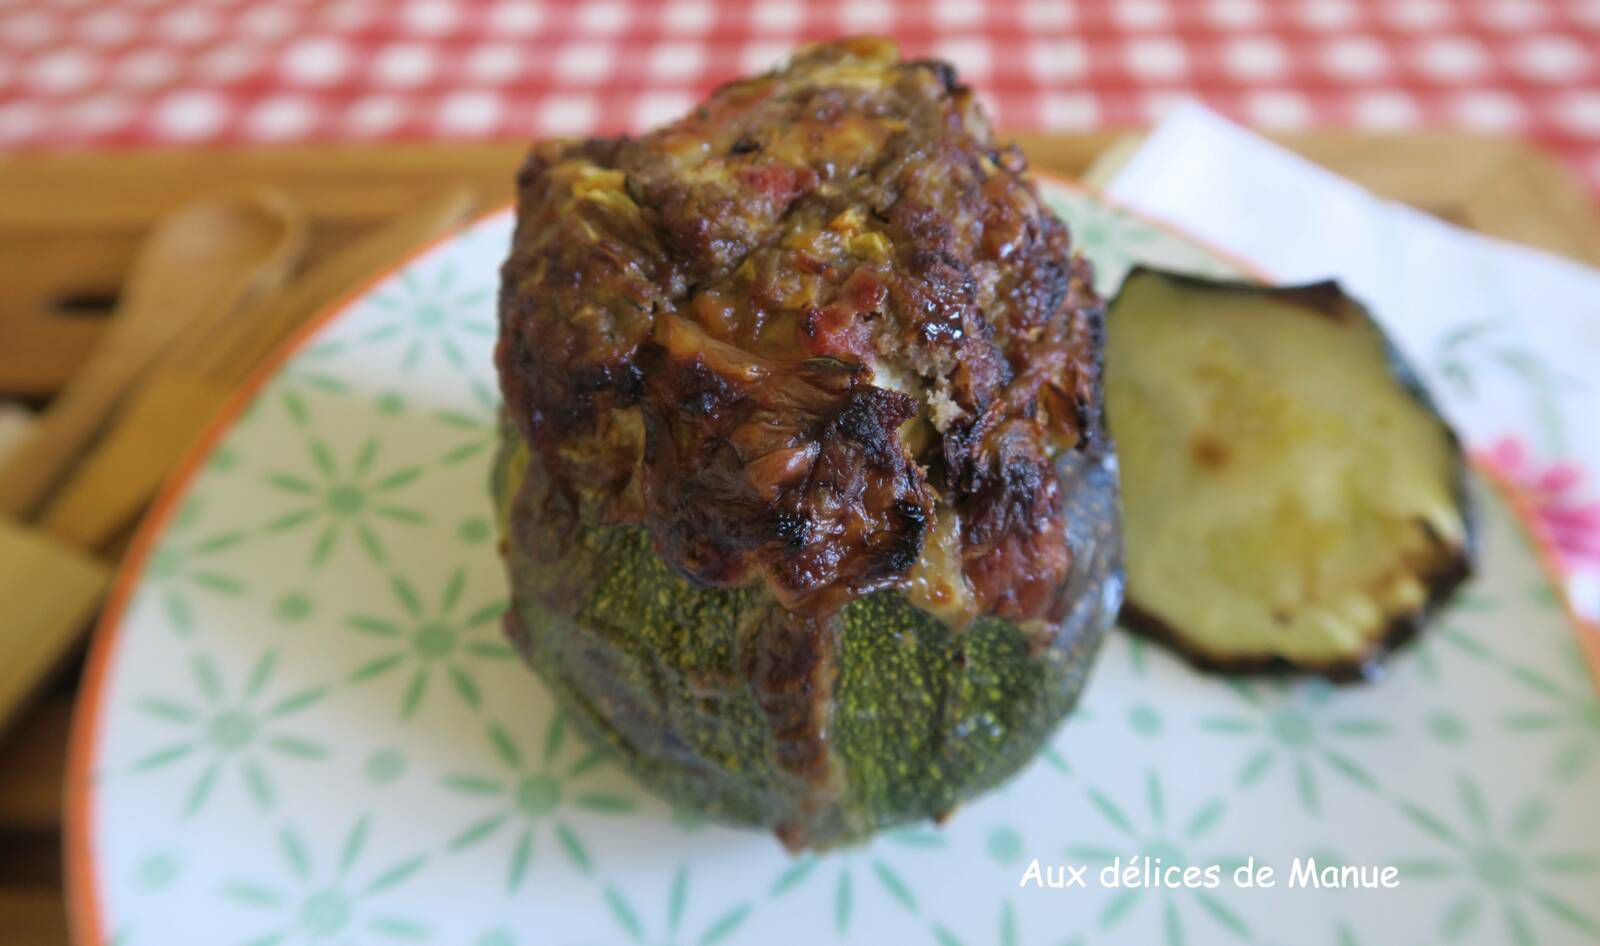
[{"left": 494, "top": 421, "right": 1121, "bottom": 850}]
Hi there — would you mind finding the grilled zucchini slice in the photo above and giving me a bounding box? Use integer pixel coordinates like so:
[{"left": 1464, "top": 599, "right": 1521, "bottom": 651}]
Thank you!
[{"left": 1105, "top": 268, "right": 1473, "bottom": 680}]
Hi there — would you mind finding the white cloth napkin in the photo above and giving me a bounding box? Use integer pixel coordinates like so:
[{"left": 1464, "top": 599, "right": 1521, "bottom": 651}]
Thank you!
[{"left": 1105, "top": 104, "right": 1600, "bottom": 624}]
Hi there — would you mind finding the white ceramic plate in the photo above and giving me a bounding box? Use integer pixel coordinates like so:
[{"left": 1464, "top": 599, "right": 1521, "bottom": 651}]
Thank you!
[{"left": 69, "top": 181, "right": 1600, "bottom": 946}]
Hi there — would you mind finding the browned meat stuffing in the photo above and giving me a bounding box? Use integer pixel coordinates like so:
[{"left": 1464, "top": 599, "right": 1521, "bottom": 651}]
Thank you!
[{"left": 497, "top": 36, "right": 1103, "bottom": 624}]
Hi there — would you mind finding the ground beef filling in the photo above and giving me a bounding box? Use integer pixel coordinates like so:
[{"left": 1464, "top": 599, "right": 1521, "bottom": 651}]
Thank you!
[{"left": 498, "top": 36, "right": 1102, "bottom": 624}]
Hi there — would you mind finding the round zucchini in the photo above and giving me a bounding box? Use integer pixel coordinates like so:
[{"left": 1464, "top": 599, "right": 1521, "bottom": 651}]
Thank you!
[
  {"left": 491, "top": 38, "right": 1123, "bottom": 850},
  {"left": 493, "top": 429, "right": 1120, "bottom": 849}
]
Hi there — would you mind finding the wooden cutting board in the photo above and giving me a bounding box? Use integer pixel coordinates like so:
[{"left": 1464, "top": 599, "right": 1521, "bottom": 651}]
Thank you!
[{"left": 0, "top": 131, "right": 1596, "bottom": 945}]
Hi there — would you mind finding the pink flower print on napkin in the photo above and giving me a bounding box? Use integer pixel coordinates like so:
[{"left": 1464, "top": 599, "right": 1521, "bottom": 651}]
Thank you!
[{"left": 1480, "top": 436, "right": 1600, "bottom": 574}]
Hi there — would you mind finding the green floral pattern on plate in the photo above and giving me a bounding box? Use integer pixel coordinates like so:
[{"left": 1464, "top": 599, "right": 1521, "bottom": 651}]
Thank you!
[{"left": 85, "top": 185, "right": 1600, "bottom": 945}]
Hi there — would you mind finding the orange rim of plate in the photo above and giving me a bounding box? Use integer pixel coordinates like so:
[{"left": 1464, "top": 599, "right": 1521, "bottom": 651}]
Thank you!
[{"left": 64, "top": 181, "right": 1600, "bottom": 946}]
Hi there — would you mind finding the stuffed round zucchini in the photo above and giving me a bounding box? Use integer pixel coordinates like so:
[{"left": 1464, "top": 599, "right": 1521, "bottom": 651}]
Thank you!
[{"left": 494, "top": 38, "right": 1122, "bottom": 849}]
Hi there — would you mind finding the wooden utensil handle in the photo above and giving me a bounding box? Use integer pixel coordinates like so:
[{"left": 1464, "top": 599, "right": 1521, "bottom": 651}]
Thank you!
[
  {"left": 0, "top": 376, "right": 139, "bottom": 519},
  {"left": 36, "top": 375, "right": 216, "bottom": 552},
  {"left": 0, "top": 318, "right": 103, "bottom": 399},
  {"left": 0, "top": 519, "right": 108, "bottom": 736}
]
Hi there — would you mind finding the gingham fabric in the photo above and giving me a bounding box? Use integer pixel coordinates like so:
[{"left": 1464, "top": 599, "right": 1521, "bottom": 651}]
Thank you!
[{"left": 1, "top": 0, "right": 1598, "bottom": 195}]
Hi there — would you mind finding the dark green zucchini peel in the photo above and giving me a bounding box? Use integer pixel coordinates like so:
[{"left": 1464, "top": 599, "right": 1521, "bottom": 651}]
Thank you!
[{"left": 1105, "top": 267, "right": 1474, "bottom": 681}]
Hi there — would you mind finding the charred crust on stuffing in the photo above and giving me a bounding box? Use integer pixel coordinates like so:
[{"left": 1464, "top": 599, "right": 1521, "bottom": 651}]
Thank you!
[
  {"left": 828, "top": 387, "right": 915, "bottom": 468},
  {"left": 671, "top": 358, "right": 738, "bottom": 417},
  {"left": 908, "top": 58, "right": 963, "bottom": 94},
  {"left": 886, "top": 499, "right": 929, "bottom": 572},
  {"left": 498, "top": 38, "right": 1104, "bottom": 620},
  {"left": 772, "top": 509, "right": 809, "bottom": 550}
]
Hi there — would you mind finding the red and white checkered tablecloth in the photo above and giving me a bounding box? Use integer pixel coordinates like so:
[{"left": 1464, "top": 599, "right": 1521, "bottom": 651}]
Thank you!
[{"left": 2, "top": 0, "right": 1598, "bottom": 195}]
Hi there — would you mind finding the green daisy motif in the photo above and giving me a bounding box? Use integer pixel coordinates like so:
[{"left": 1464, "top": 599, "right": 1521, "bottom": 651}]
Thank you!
[
  {"left": 1123, "top": 635, "right": 1152, "bottom": 677},
  {"left": 1451, "top": 588, "right": 1499, "bottom": 614},
  {"left": 132, "top": 850, "right": 183, "bottom": 894},
  {"left": 207, "top": 439, "right": 242, "bottom": 473},
  {"left": 1390, "top": 774, "right": 1600, "bottom": 944},
  {"left": 1068, "top": 770, "right": 1249, "bottom": 946},
  {"left": 277, "top": 370, "right": 351, "bottom": 421},
  {"left": 1430, "top": 607, "right": 1600, "bottom": 781},
  {"left": 1127, "top": 702, "right": 1164, "bottom": 739},
  {"left": 1400, "top": 622, "right": 1455, "bottom": 685},
  {"left": 127, "top": 649, "right": 328, "bottom": 817},
  {"left": 141, "top": 495, "right": 250, "bottom": 638},
  {"left": 363, "top": 748, "right": 408, "bottom": 787},
  {"left": 474, "top": 927, "right": 516, "bottom": 946},
  {"left": 767, "top": 829, "right": 942, "bottom": 934},
  {"left": 259, "top": 432, "right": 427, "bottom": 568},
  {"left": 1438, "top": 589, "right": 1499, "bottom": 648},
  {"left": 1498, "top": 639, "right": 1600, "bottom": 783},
  {"left": 669, "top": 806, "right": 709, "bottom": 834},
  {"left": 432, "top": 381, "right": 499, "bottom": 469},
  {"left": 281, "top": 340, "right": 354, "bottom": 398},
  {"left": 1038, "top": 743, "right": 1074, "bottom": 778},
  {"left": 441, "top": 712, "right": 635, "bottom": 890},
  {"left": 604, "top": 864, "right": 753, "bottom": 946},
  {"left": 1043, "top": 194, "right": 1159, "bottom": 293},
  {"left": 373, "top": 389, "right": 408, "bottom": 417},
  {"left": 1332, "top": 919, "right": 1362, "bottom": 946},
  {"left": 922, "top": 826, "right": 1045, "bottom": 946},
  {"left": 1402, "top": 616, "right": 1498, "bottom": 686},
  {"left": 455, "top": 516, "right": 494, "bottom": 547},
  {"left": 1526, "top": 580, "right": 1563, "bottom": 612},
  {"left": 275, "top": 342, "right": 412, "bottom": 422},
  {"left": 1430, "top": 320, "right": 1569, "bottom": 454},
  {"left": 1425, "top": 708, "right": 1473, "bottom": 747},
  {"left": 342, "top": 567, "right": 511, "bottom": 719},
  {"left": 1249, "top": 916, "right": 1362, "bottom": 946},
  {"left": 106, "top": 850, "right": 186, "bottom": 946},
  {"left": 1200, "top": 679, "right": 1388, "bottom": 815},
  {"left": 930, "top": 900, "right": 1068, "bottom": 946},
  {"left": 273, "top": 591, "right": 315, "bottom": 626},
  {"left": 360, "top": 264, "right": 494, "bottom": 373},
  {"left": 986, "top": 825, "right": 1026, "bottom": 868},
  {"left": 1043, "top": 191, "right": 1233, "bottom": 295},
  {"left": 222, "top": 816, "right": 430, "bottom": 945}
]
